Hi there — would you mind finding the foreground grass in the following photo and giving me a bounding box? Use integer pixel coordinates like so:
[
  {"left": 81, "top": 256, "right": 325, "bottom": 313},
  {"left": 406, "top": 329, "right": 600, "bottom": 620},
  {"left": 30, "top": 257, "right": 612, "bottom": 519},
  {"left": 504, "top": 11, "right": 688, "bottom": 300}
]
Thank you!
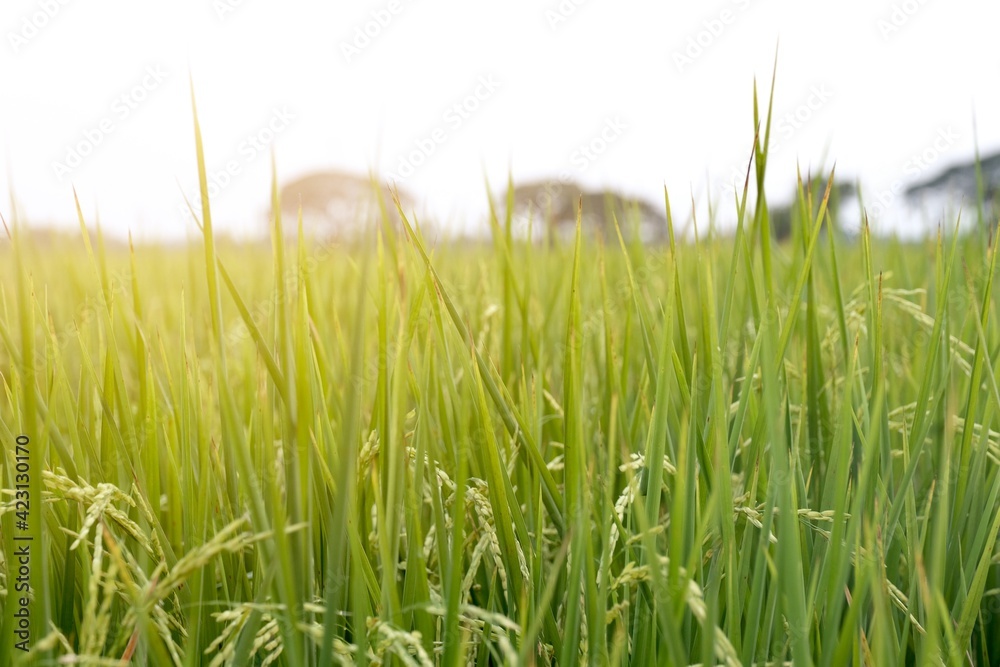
[{"left": 3, "top": 97, "right": 1000, "bottom": 666}]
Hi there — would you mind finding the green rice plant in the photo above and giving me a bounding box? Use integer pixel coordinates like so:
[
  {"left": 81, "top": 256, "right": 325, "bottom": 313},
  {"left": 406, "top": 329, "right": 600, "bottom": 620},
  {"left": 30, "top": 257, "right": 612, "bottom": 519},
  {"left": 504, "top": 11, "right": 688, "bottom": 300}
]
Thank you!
[{"left": 1, "top": 77, "right": 1000, "bottom": 666}]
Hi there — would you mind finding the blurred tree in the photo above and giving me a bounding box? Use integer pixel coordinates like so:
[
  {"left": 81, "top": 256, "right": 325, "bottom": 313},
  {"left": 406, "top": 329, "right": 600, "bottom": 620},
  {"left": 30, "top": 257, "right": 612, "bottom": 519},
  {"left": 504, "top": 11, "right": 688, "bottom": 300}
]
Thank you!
[
  {"left": 905, "top": 150, "right": 1000, "bottom": 228},
  {"left": 505, "top": 179, "right": 668, "bottom": 244},
  {"left": 272, "top": 170, "right": 418, "bottom": 240}
]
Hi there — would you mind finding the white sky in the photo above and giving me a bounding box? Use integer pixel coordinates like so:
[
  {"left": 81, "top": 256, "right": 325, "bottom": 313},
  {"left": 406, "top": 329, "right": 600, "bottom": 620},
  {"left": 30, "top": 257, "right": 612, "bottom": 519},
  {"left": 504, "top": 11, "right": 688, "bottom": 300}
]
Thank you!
[{"left": 1, "top": 0, "right": 997, "bottom": 241}]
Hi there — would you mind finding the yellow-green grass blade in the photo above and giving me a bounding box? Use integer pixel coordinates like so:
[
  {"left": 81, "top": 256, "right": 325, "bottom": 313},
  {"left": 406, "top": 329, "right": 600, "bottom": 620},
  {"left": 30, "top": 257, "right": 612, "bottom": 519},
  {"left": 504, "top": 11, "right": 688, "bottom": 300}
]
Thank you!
[
  {"left": 396, "top": 198, "right": 566, "bottom": 535},
  {"left": 189, "top": 80, "right": 304, "bottom": 665}
]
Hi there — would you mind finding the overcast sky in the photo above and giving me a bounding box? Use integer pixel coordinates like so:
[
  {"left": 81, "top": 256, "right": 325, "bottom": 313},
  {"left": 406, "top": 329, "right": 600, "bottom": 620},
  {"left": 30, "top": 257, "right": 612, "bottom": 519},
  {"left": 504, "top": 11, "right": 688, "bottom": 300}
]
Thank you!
[{"left": 2, "top": 0, "right": 997, "bottom": 241}]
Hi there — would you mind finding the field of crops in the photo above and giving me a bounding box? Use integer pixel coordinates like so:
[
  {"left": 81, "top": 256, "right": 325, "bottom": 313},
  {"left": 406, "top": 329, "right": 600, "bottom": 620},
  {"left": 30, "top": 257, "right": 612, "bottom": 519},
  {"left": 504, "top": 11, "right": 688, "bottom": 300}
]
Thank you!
[{"left": 2, "top": 100, "right": 1000, "bottom": 666}]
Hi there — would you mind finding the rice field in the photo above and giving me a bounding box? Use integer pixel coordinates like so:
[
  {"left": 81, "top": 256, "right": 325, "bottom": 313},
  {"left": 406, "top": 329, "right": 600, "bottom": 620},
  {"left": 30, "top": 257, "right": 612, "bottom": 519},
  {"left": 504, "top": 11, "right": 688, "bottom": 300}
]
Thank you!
[{"left": 2, "top": 91, "right": 1000, "bottom": 666}]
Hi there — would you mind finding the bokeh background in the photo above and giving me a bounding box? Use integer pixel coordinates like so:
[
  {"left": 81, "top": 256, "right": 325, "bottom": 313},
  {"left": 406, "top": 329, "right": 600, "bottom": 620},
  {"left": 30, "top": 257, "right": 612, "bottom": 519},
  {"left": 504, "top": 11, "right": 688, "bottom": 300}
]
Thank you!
[{"left": 1, "top": 0, "right": 997, "bottom": 241}]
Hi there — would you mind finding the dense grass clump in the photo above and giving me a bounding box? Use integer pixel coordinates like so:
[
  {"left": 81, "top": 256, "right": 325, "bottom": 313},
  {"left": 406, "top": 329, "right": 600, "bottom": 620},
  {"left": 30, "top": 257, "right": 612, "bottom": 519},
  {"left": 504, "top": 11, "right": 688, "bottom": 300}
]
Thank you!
[{"left": 2, "top": 88, "right": 1000, "bottom": 666}]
